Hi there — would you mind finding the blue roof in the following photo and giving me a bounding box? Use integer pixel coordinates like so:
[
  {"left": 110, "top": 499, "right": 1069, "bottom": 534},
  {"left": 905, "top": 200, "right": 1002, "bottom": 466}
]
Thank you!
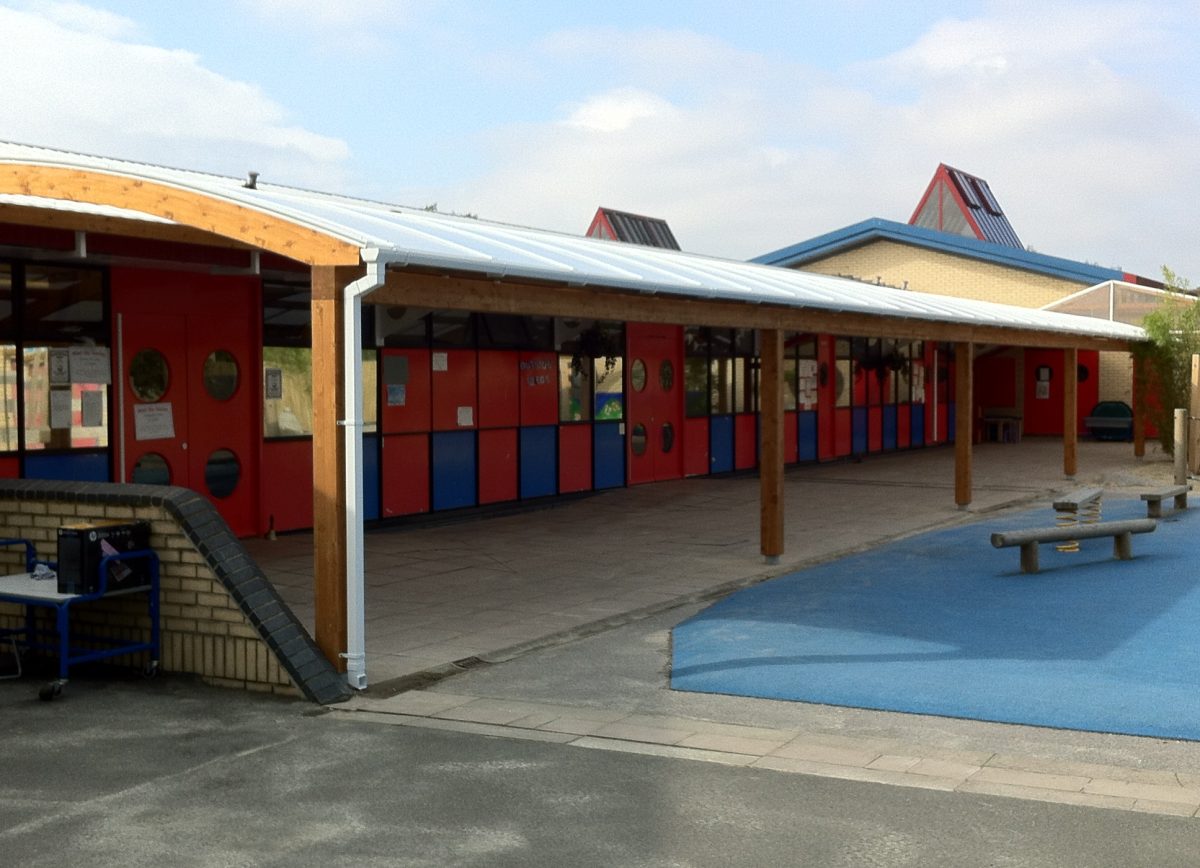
[
  {"left": 752, "top": 218, "right": 1126, "bottom": 286},
  {"left": 944, "top": 167, "right": 1023, "bottom": 248}
]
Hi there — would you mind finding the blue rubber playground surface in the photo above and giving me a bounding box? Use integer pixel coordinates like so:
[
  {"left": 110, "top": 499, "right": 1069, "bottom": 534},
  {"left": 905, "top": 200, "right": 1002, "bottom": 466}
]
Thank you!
[{"left": 672, "top": 498, "right": 1200, "bottom": 740}]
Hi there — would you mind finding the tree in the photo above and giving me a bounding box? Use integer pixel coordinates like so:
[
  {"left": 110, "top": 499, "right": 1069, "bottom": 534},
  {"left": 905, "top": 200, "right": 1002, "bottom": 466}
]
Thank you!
[{"left": 1131, "top": 267, "right": 1200, "bottom": 454}]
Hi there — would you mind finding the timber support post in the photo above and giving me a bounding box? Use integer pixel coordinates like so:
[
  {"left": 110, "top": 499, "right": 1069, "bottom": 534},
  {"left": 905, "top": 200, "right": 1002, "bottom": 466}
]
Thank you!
[
  {"left": 311, "top": 264, "right": 360, "bottom": 670},
  {"left": 955, "top": 341, "right": 973, "bottom": 508},
  {"left": 1063, "top": 347, "right": 1078, "bottom": 477},
  {"left": 759, "top": 328, "right": 785, "bottom": 562}
]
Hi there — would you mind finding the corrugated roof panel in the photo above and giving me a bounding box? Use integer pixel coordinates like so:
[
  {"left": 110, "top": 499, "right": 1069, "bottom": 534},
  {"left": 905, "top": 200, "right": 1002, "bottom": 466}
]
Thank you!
[{"left": 0, "top": 141, "right": 1143, "bottom": 344}]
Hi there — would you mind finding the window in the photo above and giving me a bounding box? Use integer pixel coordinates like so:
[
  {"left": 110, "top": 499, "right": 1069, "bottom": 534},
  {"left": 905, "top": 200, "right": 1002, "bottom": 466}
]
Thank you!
[
  {"left": 559, "top": 355, "right": 591, "bottom": 422},
  {"left": 23, "top": 345, "right": 108, "bottom": 449},
  {"left": 685, "top": 358, "right": 709, "bottom": 417},
  {"left": 594, "top": 357, "right": 624, "bottom": 420},
  {"left": 262, "top": 347, "right": 377, "bottom": 438},
  {"left": 0, "top": 343, "right": 16, "bottom": 451},
  {"left": 23, "top": 266, "right": 104, "bottom": 340},
  {"left": 710, "top": 357, "right": 734, "bottom": 414}
]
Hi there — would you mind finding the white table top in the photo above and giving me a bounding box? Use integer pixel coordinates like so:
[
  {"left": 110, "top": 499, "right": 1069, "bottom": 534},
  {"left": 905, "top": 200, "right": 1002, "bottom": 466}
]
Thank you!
[{"left": 0, "top": 572, "right": 150, "bottom": 604}]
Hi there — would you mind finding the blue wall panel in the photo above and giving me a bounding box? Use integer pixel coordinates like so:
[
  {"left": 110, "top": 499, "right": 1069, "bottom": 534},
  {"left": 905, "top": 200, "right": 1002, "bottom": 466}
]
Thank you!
[
  {"left": 24, "top": 451, "right": 108, "bottom": 482},
  {"left": 852, "top": 408, "right": 868, "bottom": 454},
  {"left": 911, "top": 406, "right": 925, "bottom": 446},
  {"left": 709, "top": 415, "right": 734, "bottom": 473},
  {"left": 432, "top": 430, "right": 476, "bottom": 511},
  {"left": 883, "top": 407, "right": 898, "bottom": 451},
  {"left": 798, "top": 411, "right": 817, "bottom": 462},
  {"left": 593, "top": 422, "right": 625, "bottom": 490},
  {"left": 520, "top": 426, "right": 557, "bottom": 499},
  {"left": 362, "top": 434, "right": 380, "bottom": 521}
]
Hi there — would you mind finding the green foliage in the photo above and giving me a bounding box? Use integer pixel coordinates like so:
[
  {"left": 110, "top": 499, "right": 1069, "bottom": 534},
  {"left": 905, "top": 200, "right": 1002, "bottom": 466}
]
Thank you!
[{"left": 1131, "top": 267, "right": 1199, "bottom": 454}]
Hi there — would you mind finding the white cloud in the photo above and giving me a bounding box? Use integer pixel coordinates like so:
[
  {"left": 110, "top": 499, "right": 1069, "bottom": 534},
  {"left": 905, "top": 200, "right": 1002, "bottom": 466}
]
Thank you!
[
  {"left": 563, "top": 89, "right": 675, "bottom": 133},
  {"left": 443, "top": 10, "right": 1200, "bottom": 282},
  {"left": 0, "top": 5, "right": 350, "bottom": 187},
  {"left": 25, "top": 0, "right": 140, "bottom": 39}
]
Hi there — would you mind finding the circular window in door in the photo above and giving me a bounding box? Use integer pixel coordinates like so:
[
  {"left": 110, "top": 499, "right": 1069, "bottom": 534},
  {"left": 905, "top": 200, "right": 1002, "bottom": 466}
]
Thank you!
[
  {"left": 631, "top": 423, "right": 648, "bottom": 456},
  {"left": 659, "top": 360, "right": 674, "bottom": 391},
  {"left": 203, "top": 350, "right": 239, "bottom": 401},
  {"left": 129, "top": 349, "right": 168, "bottom": 402},
  {"left": 631, "top": 359, "right": 647, "bottom": 392},
  {"left": 661, "top": 422, "right": 675, "bottom": 453},
  {"left": 131, "top": 452, "right": 170, "bottom": 485},
  {"left": 205, "top": 449, "right": 240, "bottom": 499}
]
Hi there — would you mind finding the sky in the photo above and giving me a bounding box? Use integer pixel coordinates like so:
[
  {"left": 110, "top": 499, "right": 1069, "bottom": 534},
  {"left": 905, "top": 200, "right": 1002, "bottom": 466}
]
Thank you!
[{"left": 1, "top": 0, "right": 1198, "bottom": 281}]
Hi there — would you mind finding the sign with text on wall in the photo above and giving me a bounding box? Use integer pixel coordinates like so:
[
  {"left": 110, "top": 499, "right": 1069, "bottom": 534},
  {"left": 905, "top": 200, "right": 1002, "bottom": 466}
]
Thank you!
[
  {"left": 69, "top": 347, "right": 112, "bottom": 384},
  {"left": 134, "top": 402, "right": 175, "bottom": 440}
]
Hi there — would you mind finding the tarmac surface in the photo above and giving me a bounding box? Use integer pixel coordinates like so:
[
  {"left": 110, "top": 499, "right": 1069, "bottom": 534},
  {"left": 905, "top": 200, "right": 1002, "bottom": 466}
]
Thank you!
[
  {"left": 250, "top": 436, "right": 1200, "bottom": 821},
  {"left": 8, "top": 436, "right": 1200, "bottom": 848}
]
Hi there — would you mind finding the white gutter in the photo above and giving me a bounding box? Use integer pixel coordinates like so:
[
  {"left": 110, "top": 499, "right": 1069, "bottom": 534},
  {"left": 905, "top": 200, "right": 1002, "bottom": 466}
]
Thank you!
[{"left": 341, "top": 248, "right": 387, "bottom": 689}]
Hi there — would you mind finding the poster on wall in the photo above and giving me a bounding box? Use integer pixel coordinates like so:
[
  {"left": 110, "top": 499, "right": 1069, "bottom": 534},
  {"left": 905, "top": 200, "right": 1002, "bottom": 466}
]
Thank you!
[
  {"left": 264, "top": 368, "right": 283, "bottom": 400},
  {"left": 1036, "top": 381, "right": 1050, "bottom": 400},
  {"left": 912, "top": 364, "right": 926, "bottom": 403},
  {"left": 49, "top": 389, "right": 72, "bottom": 429},
  {"left": 81, "top": 390, "right": 104, "bottom": 427},
  {"left": 432, "top": 352, "right": 448, "bottom": 372},
  {"left": 49, "top": 349, "right": 70, "bottom": 385},
  {"left": 797, "top": 359, "right": 818, "bottom": 408},
  {"left": 387, "top": 384, "right": 406, "bottom": 406},
  {"left": 134, "top": 402, "right": 175, "bottom": 440},
  {"left": 69, "top": 347, "right": 111, "bottom": 384}
]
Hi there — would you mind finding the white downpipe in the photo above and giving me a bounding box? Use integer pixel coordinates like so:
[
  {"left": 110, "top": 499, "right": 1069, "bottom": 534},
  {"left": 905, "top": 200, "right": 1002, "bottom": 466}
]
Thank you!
[{"left": 341, "top": 250, "right": 386, "bottom": 690}]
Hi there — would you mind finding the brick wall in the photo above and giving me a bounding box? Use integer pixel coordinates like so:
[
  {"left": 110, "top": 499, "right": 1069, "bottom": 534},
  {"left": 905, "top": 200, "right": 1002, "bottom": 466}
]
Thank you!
[
  {"left": 799, "top": 240, "right": 1086, "bottom": 309},
  {"left": 0, "top": 481, "right": 349, "bottom": 704}
]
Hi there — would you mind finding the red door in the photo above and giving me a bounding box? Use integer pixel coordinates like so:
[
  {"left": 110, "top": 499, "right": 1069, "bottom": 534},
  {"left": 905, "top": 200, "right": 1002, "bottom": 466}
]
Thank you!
[
  {"left": 114, "top": 269, "right": 260, "bottom": 537},
  {"left": 626, "top": 323, "right": 684, "bottom": 484}
]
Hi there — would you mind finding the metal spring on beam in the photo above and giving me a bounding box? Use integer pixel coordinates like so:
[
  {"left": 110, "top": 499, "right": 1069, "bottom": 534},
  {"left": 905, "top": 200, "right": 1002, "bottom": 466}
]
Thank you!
[{"left": 1055, "top": 496, "right": 1102, "bottom": 553}]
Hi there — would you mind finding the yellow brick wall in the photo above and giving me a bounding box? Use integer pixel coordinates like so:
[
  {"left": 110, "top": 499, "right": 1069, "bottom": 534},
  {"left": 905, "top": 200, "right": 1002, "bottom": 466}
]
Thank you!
[
  {"left": 800, "top": 240, "right": 1087, "bottom": 309},
  {"left": 0, "top": 500, "right": 297, "bottom": 696}
]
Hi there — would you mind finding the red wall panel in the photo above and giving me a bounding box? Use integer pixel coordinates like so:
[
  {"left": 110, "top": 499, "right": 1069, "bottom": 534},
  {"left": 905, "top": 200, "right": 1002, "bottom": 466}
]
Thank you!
[
  {"left": 381, "top": 433, "right": 430, "bottom": 516},
  {"left": 381, "top": 349, "right": 431, "bottom": 434},
  {"left": 478, "top": 351, "right": 519, "bottom": 428},
  {"left": 897, "top": 405, "right": 911, "bottom": 449},
  {"left": 868, "top": 408, "right": 882, "bottom": 452},
  {"left": 0, "top": 456, "right": 21, "bottom": 479},
  {"left": 261, "top": 440, "right": 313, "bottom": 532},
  {"left": 817, "top": 336, "right": 836, "bottom": 461},
  {"left": 431, "top": 349, "right": 477, "bottom": 432},
  {"left": 478, "top": 428, "right": 518, "bottom": 504},
  {"left": 734, "top": 413, "right": 757, "bottom": 470},
  {"left": 684, "top": 417, "right": 709, "bottom": 476},
  {"left": 834, "top": 408, "right": 852, "bottom": 456},
  {"left": 519, "top": 351, "right": 558, "bottom": 425},
  {"left": 558, "top": 425, "right": 592, "bottom": 494}
]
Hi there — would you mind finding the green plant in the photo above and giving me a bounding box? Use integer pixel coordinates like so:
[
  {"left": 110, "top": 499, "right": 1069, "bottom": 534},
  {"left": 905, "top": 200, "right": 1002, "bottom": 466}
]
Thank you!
[
  {"left": 1131, "top": 267, "right": 1200, "bottom": 454},
  {"left": 570, "top": 324, "right": 623, "bottom": 378}
]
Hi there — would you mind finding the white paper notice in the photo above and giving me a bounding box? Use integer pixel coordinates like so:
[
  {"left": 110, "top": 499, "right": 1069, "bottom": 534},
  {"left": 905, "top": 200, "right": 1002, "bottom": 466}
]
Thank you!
[
  {"left": 68, "top": 347, "right": 112, "bottom": 384},
  {"left": 432, "top": 352, "right": 448, "bottom": 372},
  {"left": 49, "top": 349, "right": 70, "bottom": 385},
  {"left": 81, "top": 390, "right": 104, "bottom": 427},
  {"left": 134, "top": 402, "right": 176, "bottom": 440},
  {"left": 50, "top": 390, "right": 72, "bottom": 429},
  {"left": 456, "top": 406, "right": 474, "bottom": 427}
]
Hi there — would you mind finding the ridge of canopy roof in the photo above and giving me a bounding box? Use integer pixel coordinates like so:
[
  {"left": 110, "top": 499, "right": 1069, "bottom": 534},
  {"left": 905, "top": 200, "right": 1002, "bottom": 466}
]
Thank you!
[{"left": 0, "top": 141, "right": 1144, "bottom": 343}]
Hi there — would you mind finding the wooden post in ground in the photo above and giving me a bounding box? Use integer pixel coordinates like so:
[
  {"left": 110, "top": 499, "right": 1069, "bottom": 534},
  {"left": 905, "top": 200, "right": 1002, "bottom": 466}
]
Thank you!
[
  {"left": 1132, "top": 354, "right": 1145, "bottom": 457},
  {"left": 759, "top": 328, "right": 785, "bottom": 562},
  {"left": 1063, "top": 347, "right": 1078, "bottom": 477},
  {"left": 955, "top": 342, "right": 973, "bottom": 508},
  {"left": 311, "top": 265, "right": 359, "bottom": 670}
]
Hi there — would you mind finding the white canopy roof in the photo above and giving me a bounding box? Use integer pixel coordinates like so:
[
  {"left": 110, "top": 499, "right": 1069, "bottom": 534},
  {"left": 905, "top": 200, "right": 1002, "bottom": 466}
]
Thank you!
[{"left": 0, "top": 141, "right": 1145, "bottom": 343}]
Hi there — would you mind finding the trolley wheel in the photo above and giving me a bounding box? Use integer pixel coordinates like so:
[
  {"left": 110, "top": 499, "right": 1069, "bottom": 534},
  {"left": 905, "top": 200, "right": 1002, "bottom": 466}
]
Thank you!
[
  {"left": 38, "top": 681, "right": 64, "bottom": 701},
  {"left": 143, "top": 660, "right": 160, "bottom": 678}
]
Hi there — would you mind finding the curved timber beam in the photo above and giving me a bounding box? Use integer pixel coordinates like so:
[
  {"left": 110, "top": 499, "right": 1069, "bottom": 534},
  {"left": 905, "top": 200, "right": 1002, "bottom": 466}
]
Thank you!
[{"left": 0, "top": 163, "right": 361, "bottom": 266}]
